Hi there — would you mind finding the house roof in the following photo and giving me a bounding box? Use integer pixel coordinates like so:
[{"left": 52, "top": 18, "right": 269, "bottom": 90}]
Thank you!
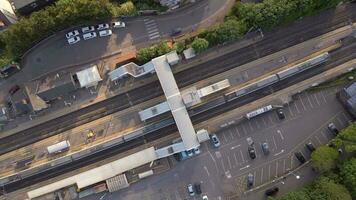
[{"left": 76, "top": 65, "right": 102, "bottom": 88}]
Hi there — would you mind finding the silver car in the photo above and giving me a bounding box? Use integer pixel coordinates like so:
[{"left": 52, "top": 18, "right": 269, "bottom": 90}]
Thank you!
[
  {"left": 67, "top": 36, "right": 80, "bottom": 45},
  {"left": 210, "top": 134, "right": 220, "bottom": 148},
  {"left": 65, "top": 30, "right": 79, "bottom": 39},
  {"left": 83, "top": 32, "right": 97, "bottom": 40},
  {"left": 187, "top": 184, "right": 195, "bottom": 196},
  {"left": 99, "top": 30, "right": 112, "bottom": 37},
  {"left": 97, "top": 23, "right": 109, "bottom": 30},
  {"left": 81, "top": 26, "right": 95, "bottom": 33}
]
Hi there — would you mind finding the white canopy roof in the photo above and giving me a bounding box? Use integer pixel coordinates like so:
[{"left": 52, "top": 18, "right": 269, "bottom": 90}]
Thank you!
[{"left": 76, "top": 65, "right": 102, "bottom": 88}]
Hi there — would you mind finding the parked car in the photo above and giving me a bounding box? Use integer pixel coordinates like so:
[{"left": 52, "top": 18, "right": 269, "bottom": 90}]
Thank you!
[
  {"left": 81, "top": 26, "right": 95, "bottom": 33},
  {"left": 202, "top": 195, "right": 209, "bottom": 200},
  {"left": 210, "top": 134, "right": 221, "bottom": 148},
  {"left": 276, "top": 108, "right": 285, "bottom": 120},
  {"left": 170, "top": 27, "right": 182, "bottom": 37},
  {"left": 65, "top": 30, "right": 79, "bottom": 39},
  {"left": 194, "top": 183, "right": 202, "bottom": 195},
  {"left": 67, "top": 36, "right": 80, "bottom": 45},
  {"left": 328, "top": 123, "right": 339, "bottom": 135},
  {"left": 187, "top": 184, "right": 195, "bottom": 196},
  {"left": 246, "top": 137, "right": 254, "bottom": 146},
  {"left": 193, "top": 147, "right": 201, "bottom": 155},
  {"left": 247, "top": 173, "right": 254, "bottom": 187},
  {"left": 261, "top": 142, "right": 270, "bottom": 155},
  {"left": 8, "top": 85, "right": 20, "bottom": 95},
  {"left": 83, "top": 32, "right": 97, "bottom": 40},
  {"left": 96, "top": 23, "right": 109, "bottom": 30},
  {"left": 305, "top": 142, "right": 316, "bottom": 152},
  {"left": 248, "top": 146, "right": 256, "bottom": 159},
  {"left": 294, "top": 152, "right": 306, "bottom": 164},
  {"left": 265, "top": 187, "right": 279, "bottom": 196},
  {"left": 186, "top": 149, "right": 194, "bottom": 157},
  {"left": 112, "top": 21, "right": 125, "bottom": 28},
  {"left": 99, "top": 30, "right": 112, "bottom": 37}
]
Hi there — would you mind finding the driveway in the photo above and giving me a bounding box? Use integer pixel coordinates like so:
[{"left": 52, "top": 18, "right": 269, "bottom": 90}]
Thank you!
[{"left": 83, "top": 87, "right": 352, "bottom": 200}]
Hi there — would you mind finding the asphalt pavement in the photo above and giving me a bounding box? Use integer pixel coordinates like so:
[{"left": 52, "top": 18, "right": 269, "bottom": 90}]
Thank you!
[{"left": 82, "top": 87, "right": 352, "bottom": 200}]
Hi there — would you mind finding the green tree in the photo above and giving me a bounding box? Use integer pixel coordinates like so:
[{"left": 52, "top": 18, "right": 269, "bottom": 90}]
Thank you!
[
  {"left": 173, "top": 41, "right": 186, "bottom": 54},
  {"left": 155, "top": 42, "right": 170, "bottom": 56},
  {"left": 191, "top": 37, "right": 209, "bottom": 54},
  {"left": 309, "top": 176, "right": 352, "bottom": 200},
  {"left": 335, "top": 123, "right": 356, "bottom": 153},
  {"left": 278, "top": 189, "right": 311, "bottom": 200},
  {"left": 311, "top": 146, "right": 338, "bottom": 173},
  {"left": 137, "top": 47, "right": 156, "bottom": 63},
  {"left": 340, "top": 158, "right": 356, "bottom": 199}
]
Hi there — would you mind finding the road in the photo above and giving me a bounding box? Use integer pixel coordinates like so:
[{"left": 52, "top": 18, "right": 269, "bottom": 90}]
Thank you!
[
  {"left": 1, "top": 2, "right": 355, "bottom": 155},
  {"left": 84, "top": 87, "right": 352, "bottom": 200}
]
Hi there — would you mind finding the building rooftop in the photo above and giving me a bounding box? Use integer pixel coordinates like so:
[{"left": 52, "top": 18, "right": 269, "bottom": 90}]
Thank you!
[
  {"left": 76, "top": 65, "right": 102, "bottom": 88},
  {"left": 109, "top": 61, "right": 155, "bottom": 81},
  {"left": 10, "top": 0, "right": 36, "bottom": 9}
]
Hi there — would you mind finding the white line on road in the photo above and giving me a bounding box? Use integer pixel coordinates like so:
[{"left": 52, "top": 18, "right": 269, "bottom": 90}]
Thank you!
[
  {"left": 240, "top": 165, "right": 250, "bottom": 170},
  {"left": 147, "top": 28, "right": 159, "bottom": 34},
  {"left": 321, "top": 91, "right": 328, "bottom": 104},
  {"left": 277, "top": 130, "right": 284, "bottom": 140},
  {"left": 275, "top": 161, "right": 279, "bottom": 177},
  {"left": 260, "top": 167, "right": 264, "bottom": 184},
  {"left": 248, "top": 121, "right": 254, "bottom": 132},
  {"left": 306, "top": 94, "right": 314, "bottom": 108},
  {"left": 242, "top": 124, "right": 248, "bottom": 135},
  {"left": 273, "top": 149, "right": 284, "bottom": 156},
  {"left": 283, "top": 159, "right": 286, "bottom": 172},
  {"left": 294, "top": 101, "right": 301, "bottom": 113},
  {"left": 262, "top": 117, "right": 268, "bottom": 126},
  {"left": 287, "top": 102, "right": 294, "bottom": 117},
  {"left": 222, "top": 132, "right": 228, "bottom": 143},
  {"left": 272, "top": 135, "right": 278, "bottom": 150},
  {"left": 253, "top": 171, "right": 257, "bottom": 186},
  {"left": 204, "top": 166, "right": 210, "bottom": 176},
  {"left": 231, "top": 144, "right": 241, "bottom": 150},
  {"left": 227, "top": 155, "right": 232, "bottom": 169},
  {"left": 268, "top": 165, "right": 271, "bottom": 180},
  {"left": 240, "top": 150, "right": 245, "bottom": 163},
  {"left": 229, "top": 129, "right": 234, "bottom": 140},
  {"left": 234, "top": 152, "right": 239, "bottom": 166},
  {"left": 299, "top": 95, "right": 307, "bottom": 111},
  {"left": 145, "top": 23, "right": 157, "bottom": 28},
  {"left": 314, "top": 135, "right": 322, "bottom": 145},
  {"left": 313, "top": 93, "right": 321, "bottom": 106},
  {"left": 235, "top": 126, "right": 241, "bottom": 137}
]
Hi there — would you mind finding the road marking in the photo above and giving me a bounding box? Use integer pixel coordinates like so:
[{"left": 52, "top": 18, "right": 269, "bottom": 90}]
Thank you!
[
  {"left": 274, "top": 149, "right": 284, "bottom": 156},
  {"left": 275, "top": 161, "right": 279, "bottom": 177},
  {"left": 268, "top": 165, "right": 271, "bottom": 180},
  {"left": 215, "top": 151, "right": 222, "bottom": 159},
  {"left": 253, "top": 171, "right": 257, "bottom": 186},
  {"left": 234, "top": 152, "right": 239, "bottom": 166},
  {"left": 227, "top": 155, "right": 232, "bottom": 169},
  {"left": 221, "top": 158, "right": 226, "bottom": 172},
  {"left": 320, "top": 130, "right": 329, "bottom": 141},
  {"left": 231, "top": 144, "right": 241, "bottom": 150},
  {"left": 147, "top": 28, "right": 159, "bottom": 34},
  {"left": 242, "top": 124, "right": 248, "bottom": 135},
  {"left": 262, "top": 117, "right": 268, "bottom": 126},
  {"left": 229, "top": 129, "right": 235, "bottom": 140},
  {"left": 248, "top": 121, "right": 254, "bottom": 132},
  {"left": 342, "top": 112, "right": 350, "bottom": 122},
  {"left": 313, "top": 93, "right": 321, "bottom": 106},
  {"left": 336, "top": 117, "right": 344, "bottom": 127},
  {"left": 277, "top": 130, "right": 284, "bottom": 140},
  {"left": 260, "top": 167, "right": 264, "bottom": 184},
  {"left": 287, "top": 103, "right": 294, "bottom": 117},
  {"left": 272, "top": 135, "right": 278, "bottom": 150},
  {"left": 148, "top": 32, "right": 160, "bottom": 37},
  {"left": 240, "top": 165, "right": 250, "bottom": 170},
  {"left": 293, "top": 101, "right": 301, "bottom": 114},
  {"left": 235, "top": 126, "right": 241, "bottom": 137},
  {"left": 149, "top": 34, "right": 160, "bottom": 39},
  {"left": 306, "top": 94, "right": 314, "bottom": 108},
  {"left": 145, "top": 23, "right": 157, "bottom": 28},
  {"left": 144, "top": 20, "right": 156, "bottom": 25},
  {"left": 222, "top": 133, "right": 228, "bottom": 143},
  {"left": 204, "top": 166, "right": 210, "bottom": 176},
  {"left": 255, "top": 119, "right": 261, "bottom": 129},
  {"left": 268, "top": 115, "right": 274, "bottom": 124},
  {"left": 240, "top": 150, "right": 245, "bottom": 163},
  {"left": 283, "top": 159, "right": 286, "bottom": 173}
]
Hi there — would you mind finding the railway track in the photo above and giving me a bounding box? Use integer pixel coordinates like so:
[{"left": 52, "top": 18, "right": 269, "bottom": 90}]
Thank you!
[
  {"left": 0, "top": 4, "right": 355, "bottom": 155},
  {"left": 2, "top": 37, "right": 355, "bottom": 194}
]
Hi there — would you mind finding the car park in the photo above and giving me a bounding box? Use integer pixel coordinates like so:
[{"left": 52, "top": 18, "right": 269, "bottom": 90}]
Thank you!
[
  {"left": 65, "top": 30, "right": 79, "bottom": 39},
  {"left": 261, "top": 142, "right": 270, "bottom": 155},
  {"left": 96, "top": 23, "right": 109, "bottom": 30},
  {"left": 67, "top": 36, "right": 80, "bottom": 45},
  {"left": 9, "top": 85, "right": 20, "bottom": 95},
  {"left": 83, "top": 32, "right": 97, "bottom": 40},
  {"left": 187, "top": 184, "right": 195, "bottom": 196},
  {"left": 328, "top": 123, "right": 339, "bottom": 135},
  {"left": 99, "top": 30, "right": 112, "bottom": 37},
  {"left": 210, "top": 134, "right": 221, "bottom": 148},
  {"left": 294, "top": 152, "right": 306, "bottom": 164},
  {"left": 247, "top": 137, "right": 254, "bottom": 146},
  {"left": 247, "top": 173, "right": 254, "bottom": 187},
  {"left": 248, "top": 146, "right": 256, "bottom": 159},
  {"left": 306, "top": 142, "right": 316, "bottom": 152},
  {"left": 276, "top": 108, "right": 285, "bottom": 119},
  {"left": 112, "top": 21, "right": 125, "bottom": 28},
  {"left": 265, "top": 187, "right": 279, "bottom": 196},
  {"left": 194, "top": 183, "right": 202, "bottom": 195},
  {"left": 81, "top": 26, "right": 95, "bottom": 33}
]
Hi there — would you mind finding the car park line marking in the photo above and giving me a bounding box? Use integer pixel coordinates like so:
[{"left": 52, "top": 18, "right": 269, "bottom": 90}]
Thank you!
[
  {"left": 341, "top": 112, "right": 349, "bottom": 122},
  {"left": 262, "top": 117, "right": 268, "bottom": 126},
  {"left": 229, "top": 129, "right": 235, "bottom": 140},
  {"left": 272, "top": 135, "right": 278, "bottom": 151},
  {"left": 241, "top": 124, "right": 248, "bottom": 135},
  {"left": 204, "top": 166, "right": 210, "bottom": 177},
  {"left": 336, "top": 117, "right": 344, "bottom": 127},
  {"left": 274, "top": 149, "right": 284, "bottom": 156},
  {"left": 235, "top": 127, "right": 241, "bottom": 137},
  {"left": 283, "top": 159, "right": 286, "bottom": 173},
  {"left": 313, "top": 93, "right": 321, "bottom": 106},
  {"left": 306, "top": 94, "right": 314, "bottom": 108},
  {"left": 277, "top": 130, "right": 284, "bottom": 140},
  {"left": 234, "top": 152, "right": 239, "bottom": 166},
  {"left": 240, "top": 165, "right": 250, "bottom": 170},
  {"left": 321, "top": 91, "right": 328, "bottom": 104},
  {"left": 320, "top": 131, "right": 328, "bottom": 141},
  {"left": 253, "top": 171, "right": 257, "bottom": 186},
  {"left": 298, "top": 95, "right": 307, "bottom": 111},
  {"left": 293, "top": 101, "right": 301, "bottom": 114},
  {"left": 248, "top": 121, "right": 254, "bottom": 132},
  {"left": 231, "top": 145, "right": 241, "bottom": 150},
  {"left": 222, "top": 133, "right": 228, "bottom": 143},
  {"left": 268, "top": 165, "right": 271, "bottom": 180},
  {"left": 260, "top": 167, "right": 264, "bottom": 184},
  {"left": 275, "top": 161, "right": 279, "bottom": 177},
  {"left": 227, "top": 155, "right": 233, "bottom": 169},
  {"left": 314, "top": 135, "right": 322, "bottom": 145},
  {"left": 268, "top": 115, "right": 274, "bottom": 124},
  {"left": 240, "top": 150, "right": 245, "bottom": 163}
]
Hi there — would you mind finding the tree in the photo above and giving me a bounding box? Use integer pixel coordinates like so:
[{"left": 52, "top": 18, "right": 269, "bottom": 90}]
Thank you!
[
  {"left": 137, "top": 47, "right": 156, "bottom": 63},
  {"left": 278, "top": 189, "right": 311, "bottom": 200},
  {"left": 340, "top": 158, "right": 356, "bottom": 199},
  {"left": 311, "top": 146, "right": 338, "bottom": 173},
  {"left": 335, "top": 123, "right": 356, "bottom": 153},
  {"left": 191, "top": 37, "right": 209, "bottom": 54},
  {"left": 173, "top": 41, "right": 186, "bottom": 54},
  {"left": 309, "top": 176, "right": 352, "bottom": 200},
  {"left": 155, "top": 41, "right": 170, "bottom": 56}
]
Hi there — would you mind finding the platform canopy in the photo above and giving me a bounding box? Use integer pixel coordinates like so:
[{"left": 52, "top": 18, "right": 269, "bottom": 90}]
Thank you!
[{"left": 76, "top": 65, "right": 102, "bottom": 88}]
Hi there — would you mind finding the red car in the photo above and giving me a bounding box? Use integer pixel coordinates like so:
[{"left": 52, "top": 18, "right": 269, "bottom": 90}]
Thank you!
[{"left": 9, "top": 85, "right": 20, "bottom": 95}]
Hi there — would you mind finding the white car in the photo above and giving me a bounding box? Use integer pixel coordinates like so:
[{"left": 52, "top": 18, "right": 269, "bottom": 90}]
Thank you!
[
  {"left": 97, "top": 23, "right": 109, "bottom": 30},
  {"left": 83, "top": 32, "right": 97, "bottom": 40},
  {"left": 99, "top": 30, "right": 112, "bottom": 37},
  {"left": 112, "top": 21, "right": 125, "bottom": 28},
  {"left": 67, "top": 36, "right": 80, "bottom": 45},
  {"left": 202, "top": 195, "right": 208, "bottom": 200},
  {"left": 65, "top": 30, "right": 79, "bottom": 39},
  {"left": 81, "top": 26, "right": 95, "bottom": 33}
]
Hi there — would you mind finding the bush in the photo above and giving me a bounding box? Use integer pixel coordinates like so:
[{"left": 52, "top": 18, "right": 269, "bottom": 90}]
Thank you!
[
  {"left": 191, "top": 37, "right": 209, "bottom": 54},
  {"left": 340, "top": 158, "right": 356, "bottom": 199},
  {"left": 311, "top": 146, "right": 339, "bottom": 173},
  {"left": 136, "top": 41, "right": 171, "bottom": 63},
  {"left": 173, "top": 41, "right": 186, "bottom": 54},
  {"left": 309, "top": 176, "right": 352, "bottom": 200}
]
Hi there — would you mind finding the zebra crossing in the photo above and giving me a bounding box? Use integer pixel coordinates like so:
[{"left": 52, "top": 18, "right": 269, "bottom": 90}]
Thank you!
[{"left": 143, "top": 18, "right": 160, "bottom": 40}]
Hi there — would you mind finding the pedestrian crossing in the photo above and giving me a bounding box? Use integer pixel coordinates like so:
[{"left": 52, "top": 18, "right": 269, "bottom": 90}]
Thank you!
[{"left": 143, "top": 18, "right": 160, "bottom": 40}]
